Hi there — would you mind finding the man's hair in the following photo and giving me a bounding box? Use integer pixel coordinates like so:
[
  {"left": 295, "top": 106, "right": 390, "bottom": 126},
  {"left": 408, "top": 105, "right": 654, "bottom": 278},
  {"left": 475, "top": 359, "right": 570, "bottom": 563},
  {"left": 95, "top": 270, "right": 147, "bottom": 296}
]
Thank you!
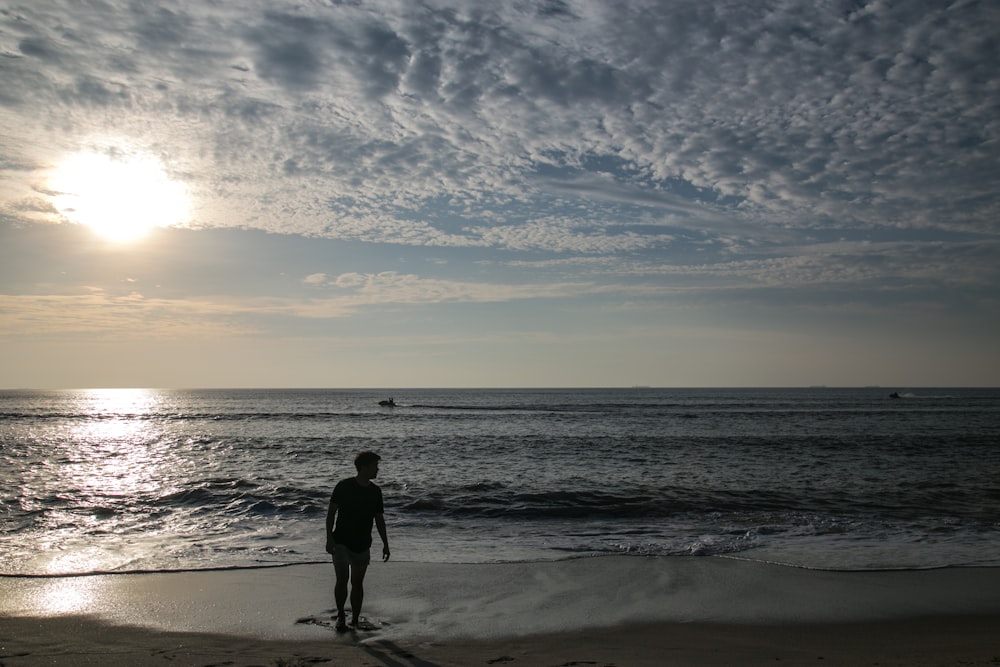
[{"left": 354, "top": 451, "right": 381, "bottom": 470}]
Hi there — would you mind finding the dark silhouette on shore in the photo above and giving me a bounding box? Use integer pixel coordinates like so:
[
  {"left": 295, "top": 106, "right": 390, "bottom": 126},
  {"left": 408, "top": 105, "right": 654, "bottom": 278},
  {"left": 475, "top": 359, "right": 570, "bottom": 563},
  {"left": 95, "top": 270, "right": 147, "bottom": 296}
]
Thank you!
[{"left": 325, "top": 451, "right": 390, "bottom": 631}]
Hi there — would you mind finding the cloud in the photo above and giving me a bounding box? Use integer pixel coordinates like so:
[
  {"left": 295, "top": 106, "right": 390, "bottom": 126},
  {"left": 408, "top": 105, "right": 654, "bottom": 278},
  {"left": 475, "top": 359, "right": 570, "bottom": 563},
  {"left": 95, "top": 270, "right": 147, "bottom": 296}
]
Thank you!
[
  {"left": 1, "top": 0, "right": 998, "bottom": 324},
  {"left": 2, "top": 0, "right": 997, "bottom": 244},
  {"left": 0, "top": 291, "right": 251, "bottom": 339},
  {"left": 465, "top": 216, "right": 653, "bottom": 254},
  {"left": 301, "top": 270, "right": 595, "bottom": 308},
  {"left": 0, "top": 269, "right": 610, "bottom": 340}
]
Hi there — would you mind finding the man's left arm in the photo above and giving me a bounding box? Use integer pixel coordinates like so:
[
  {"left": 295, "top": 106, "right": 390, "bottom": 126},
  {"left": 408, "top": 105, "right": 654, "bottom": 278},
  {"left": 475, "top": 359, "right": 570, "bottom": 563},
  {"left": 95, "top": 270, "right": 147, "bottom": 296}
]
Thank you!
[{"left": 375, "top": 513, "right": 390, "bottom": 561}]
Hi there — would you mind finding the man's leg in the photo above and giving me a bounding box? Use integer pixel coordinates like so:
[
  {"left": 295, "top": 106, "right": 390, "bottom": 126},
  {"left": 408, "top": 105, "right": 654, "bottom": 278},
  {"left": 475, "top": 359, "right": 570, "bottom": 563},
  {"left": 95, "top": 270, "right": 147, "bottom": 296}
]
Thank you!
[
  {"left": 349, "top": 563, "right": 368, "bottom": 626},
  {"left": 334, "top": 560, "right": 350, "bottom": 630}
]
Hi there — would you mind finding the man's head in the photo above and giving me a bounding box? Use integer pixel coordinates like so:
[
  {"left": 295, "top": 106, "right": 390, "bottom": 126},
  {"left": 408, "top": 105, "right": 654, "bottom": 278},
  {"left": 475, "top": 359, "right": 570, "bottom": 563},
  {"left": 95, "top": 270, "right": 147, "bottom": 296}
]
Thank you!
[{"left": 354, "top": 451, "right": 381, "bottom": 476}]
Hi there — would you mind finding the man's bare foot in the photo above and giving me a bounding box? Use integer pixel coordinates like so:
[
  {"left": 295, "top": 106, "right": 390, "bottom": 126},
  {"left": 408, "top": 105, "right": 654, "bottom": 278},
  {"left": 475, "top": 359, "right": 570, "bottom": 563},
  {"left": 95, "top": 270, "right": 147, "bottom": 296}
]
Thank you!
[{"left": 335, "top": 613, "right": 348, "bottom": 632}]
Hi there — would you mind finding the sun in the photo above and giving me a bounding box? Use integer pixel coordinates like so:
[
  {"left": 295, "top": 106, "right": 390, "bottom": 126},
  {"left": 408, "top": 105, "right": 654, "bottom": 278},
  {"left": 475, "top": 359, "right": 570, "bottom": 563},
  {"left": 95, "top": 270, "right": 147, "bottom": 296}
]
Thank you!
[{"left": 50, "top": 149, "right": 190, "bottom": 243}]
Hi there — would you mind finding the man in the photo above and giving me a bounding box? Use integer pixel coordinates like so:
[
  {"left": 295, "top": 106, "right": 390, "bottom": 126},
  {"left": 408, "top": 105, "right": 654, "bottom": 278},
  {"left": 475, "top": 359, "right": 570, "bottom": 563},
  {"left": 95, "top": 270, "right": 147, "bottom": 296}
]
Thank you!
[{"left": 325, "top": 451, "right": 390, "bottom": 631}]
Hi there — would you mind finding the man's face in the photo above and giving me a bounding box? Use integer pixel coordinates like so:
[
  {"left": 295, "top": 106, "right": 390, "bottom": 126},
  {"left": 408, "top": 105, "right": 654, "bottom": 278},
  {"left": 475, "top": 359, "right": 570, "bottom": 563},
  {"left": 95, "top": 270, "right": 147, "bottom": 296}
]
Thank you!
[{"left": 364, "top": 461, "right": 380, "bottom": 478}]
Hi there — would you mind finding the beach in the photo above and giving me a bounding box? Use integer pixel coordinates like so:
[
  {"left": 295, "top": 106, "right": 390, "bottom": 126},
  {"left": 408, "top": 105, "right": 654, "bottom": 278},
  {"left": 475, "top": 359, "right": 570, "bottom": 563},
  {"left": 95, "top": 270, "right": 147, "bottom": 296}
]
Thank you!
[
  {"left": 4, "top": 613, "right": 1000, "bottom": 667},
  {"left": 4, "top": 389, "right": 999, "bottom": 664},
  {"left": 3, "top": 557, "right": 1000, "bottom": 666}
]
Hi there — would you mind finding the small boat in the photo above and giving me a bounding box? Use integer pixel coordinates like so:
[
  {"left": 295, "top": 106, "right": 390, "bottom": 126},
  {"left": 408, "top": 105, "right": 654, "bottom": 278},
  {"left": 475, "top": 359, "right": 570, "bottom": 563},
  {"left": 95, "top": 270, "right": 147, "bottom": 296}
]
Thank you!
[
  {"left": 378, "top": 398, "right": 396, "bottom": 407},
  {"left": 888, "top": 392, "right": 900, "bottom": 399}
]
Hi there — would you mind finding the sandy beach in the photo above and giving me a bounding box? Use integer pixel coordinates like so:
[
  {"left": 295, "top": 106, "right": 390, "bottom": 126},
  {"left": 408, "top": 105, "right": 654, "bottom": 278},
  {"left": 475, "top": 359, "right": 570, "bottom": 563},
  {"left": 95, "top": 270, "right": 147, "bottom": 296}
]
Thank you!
[{"left": 3, "top": 557, "right": 1000, "bottom": 666}]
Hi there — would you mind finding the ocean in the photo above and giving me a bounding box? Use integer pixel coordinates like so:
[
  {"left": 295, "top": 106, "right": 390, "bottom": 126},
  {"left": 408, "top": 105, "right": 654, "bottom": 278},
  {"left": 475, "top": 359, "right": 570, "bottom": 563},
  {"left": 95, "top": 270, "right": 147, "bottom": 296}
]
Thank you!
[{"left": 1, "top": 387, "right": 998, "bottom": 576}]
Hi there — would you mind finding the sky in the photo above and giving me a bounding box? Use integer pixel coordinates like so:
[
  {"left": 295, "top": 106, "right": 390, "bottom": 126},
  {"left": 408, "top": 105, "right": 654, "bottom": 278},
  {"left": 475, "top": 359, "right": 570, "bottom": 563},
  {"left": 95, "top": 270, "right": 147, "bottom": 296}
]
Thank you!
[{"left": 1, "top": 0, "right": 999, "bottom": 389}]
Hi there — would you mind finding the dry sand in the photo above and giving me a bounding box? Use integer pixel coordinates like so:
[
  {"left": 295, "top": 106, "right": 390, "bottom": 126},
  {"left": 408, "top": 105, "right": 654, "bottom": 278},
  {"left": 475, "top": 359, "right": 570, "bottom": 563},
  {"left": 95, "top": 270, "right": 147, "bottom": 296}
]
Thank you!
[{"left": 3, "top": 557, "right": 999, "bottom": 666}]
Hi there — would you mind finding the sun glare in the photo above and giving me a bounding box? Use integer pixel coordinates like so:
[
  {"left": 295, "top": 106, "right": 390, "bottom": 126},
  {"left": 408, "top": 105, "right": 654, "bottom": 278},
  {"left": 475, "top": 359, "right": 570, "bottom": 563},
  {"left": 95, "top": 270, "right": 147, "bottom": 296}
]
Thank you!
[{"left": 50, "top": 150, "right": 190, "bottom": 243}]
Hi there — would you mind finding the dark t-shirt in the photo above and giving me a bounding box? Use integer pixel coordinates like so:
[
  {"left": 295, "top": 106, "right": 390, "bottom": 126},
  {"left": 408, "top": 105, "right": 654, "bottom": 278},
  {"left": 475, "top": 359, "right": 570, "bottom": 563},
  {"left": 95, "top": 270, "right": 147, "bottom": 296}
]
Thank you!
[{"left": 331, "top": 477, "right": 384, "bottom": 552}]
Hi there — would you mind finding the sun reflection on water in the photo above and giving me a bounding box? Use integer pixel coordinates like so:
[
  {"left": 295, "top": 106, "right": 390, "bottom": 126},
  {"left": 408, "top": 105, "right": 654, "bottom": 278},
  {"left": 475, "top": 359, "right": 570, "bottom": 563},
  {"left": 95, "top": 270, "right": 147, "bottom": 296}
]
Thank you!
[
  {"left": 70, "top": 389, "right": 163, "bottom": 440},
  {"left": 74, "top": 387, "right": 164, "bottom": 416},
  {"left": 37, "top": 389, "right": 181, "bottom": 574}
]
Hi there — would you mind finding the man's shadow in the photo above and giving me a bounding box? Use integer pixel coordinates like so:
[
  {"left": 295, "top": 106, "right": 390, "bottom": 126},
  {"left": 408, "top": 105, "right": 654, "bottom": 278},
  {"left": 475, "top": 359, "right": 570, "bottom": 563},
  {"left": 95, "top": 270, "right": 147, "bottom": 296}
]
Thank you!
[{"left": 359, "top": 639, "right": 441, "bottom": 667}]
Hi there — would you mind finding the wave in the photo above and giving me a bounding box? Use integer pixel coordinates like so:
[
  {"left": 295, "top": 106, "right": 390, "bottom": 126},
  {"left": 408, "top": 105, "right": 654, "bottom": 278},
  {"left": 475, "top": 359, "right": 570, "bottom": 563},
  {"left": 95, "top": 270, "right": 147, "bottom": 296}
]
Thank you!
[
  {"left": 4, "top": 387, "right": 998, "bottom": 577},
  {"left": 0, "top": 560, "right": 331, "bottom": 579},
  {"left": 0, "top": 411, "right": 350, "bottom": 421},
  {"left": 12, "top": 477, "right": 995, "bottom": 526},
  {"left": 4, "top": 403, "right": 995, "bottom": 424},
  {"left": 395, "top": 483, "right": 998, "bottom": 522}
]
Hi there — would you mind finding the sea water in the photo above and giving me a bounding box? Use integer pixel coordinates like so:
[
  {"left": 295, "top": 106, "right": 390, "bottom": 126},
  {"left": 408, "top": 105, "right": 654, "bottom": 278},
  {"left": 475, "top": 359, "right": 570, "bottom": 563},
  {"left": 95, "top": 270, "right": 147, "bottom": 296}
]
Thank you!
[{"left": 1, "top": 387, "right": 998, "bottom": 576}]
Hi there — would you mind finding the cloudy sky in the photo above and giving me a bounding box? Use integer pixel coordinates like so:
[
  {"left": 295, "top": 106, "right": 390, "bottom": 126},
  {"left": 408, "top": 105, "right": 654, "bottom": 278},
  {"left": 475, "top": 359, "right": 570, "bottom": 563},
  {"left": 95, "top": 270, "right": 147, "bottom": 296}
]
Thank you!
[{"left": 1, "top": 0, "right": 998, "bottom": 389}]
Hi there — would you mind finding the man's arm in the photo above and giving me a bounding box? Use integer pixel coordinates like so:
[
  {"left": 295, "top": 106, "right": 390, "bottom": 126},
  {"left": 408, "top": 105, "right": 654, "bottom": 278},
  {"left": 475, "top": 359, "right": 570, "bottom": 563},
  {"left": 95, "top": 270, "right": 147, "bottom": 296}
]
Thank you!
[
  {"left": 325, "top": 500, "right": 337, "bottom": 554},
  {"left": 375, "top": 513, "right": 390, "bottom": 561}
]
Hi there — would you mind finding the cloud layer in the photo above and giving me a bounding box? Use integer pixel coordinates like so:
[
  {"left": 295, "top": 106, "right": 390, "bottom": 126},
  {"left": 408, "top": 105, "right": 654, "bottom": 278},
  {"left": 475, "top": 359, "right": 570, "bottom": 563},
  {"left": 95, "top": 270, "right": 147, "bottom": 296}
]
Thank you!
[
  {"left": 1, "top": 1, "right": 998, "bottom": 386},
  {"left": 4, "top": 1, "right": 999, "bottom": 239}
]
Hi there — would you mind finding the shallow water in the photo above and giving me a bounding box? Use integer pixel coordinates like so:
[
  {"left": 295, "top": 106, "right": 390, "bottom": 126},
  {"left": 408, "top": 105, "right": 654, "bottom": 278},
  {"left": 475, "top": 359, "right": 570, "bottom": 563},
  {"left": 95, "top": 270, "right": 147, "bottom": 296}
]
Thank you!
[{"left": 2, "top": 387, "right": 998, "bottom": 574}]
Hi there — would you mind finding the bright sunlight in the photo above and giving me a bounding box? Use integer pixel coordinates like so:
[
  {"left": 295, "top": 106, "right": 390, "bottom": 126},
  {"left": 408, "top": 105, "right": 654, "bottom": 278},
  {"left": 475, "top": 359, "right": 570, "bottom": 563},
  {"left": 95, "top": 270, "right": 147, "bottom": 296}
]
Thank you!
[{"left": 50, "top": 149, "right": 190, "bottom": 243}]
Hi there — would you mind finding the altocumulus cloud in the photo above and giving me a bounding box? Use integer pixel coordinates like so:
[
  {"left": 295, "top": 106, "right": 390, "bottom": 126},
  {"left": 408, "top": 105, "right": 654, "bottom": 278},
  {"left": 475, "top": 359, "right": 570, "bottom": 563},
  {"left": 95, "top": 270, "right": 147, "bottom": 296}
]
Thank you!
[
  {"left": 302, "top": 271, "right": 596, "bottom": 307},
  {"left": 2, "top": 0, "right": 998, "bottom": 244}
]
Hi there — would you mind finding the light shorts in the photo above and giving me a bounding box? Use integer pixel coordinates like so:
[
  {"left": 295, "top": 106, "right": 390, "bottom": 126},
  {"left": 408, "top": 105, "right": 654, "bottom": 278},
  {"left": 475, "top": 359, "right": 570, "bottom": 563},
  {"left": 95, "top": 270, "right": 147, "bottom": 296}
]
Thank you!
[{"left": 332, "top": 542, "right": 371, "bottom": 566}]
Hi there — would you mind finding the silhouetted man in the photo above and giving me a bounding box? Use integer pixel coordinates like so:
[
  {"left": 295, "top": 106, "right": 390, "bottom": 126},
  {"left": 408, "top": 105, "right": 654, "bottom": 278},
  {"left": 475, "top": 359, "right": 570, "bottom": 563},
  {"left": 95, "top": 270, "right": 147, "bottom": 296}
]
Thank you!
[{"left": 325, "top": 451, "right": 390, "bottom": 631}]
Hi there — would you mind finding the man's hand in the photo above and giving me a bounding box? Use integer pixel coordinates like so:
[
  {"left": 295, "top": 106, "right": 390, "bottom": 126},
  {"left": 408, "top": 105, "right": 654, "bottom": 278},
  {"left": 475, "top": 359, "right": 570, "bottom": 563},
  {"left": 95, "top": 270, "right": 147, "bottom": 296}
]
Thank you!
[
  {"left": 382, "top": 544, "right": 391, "bottom": 562},
  {"left": 325, "top": 536, "right": 336, "bottom": 555}
]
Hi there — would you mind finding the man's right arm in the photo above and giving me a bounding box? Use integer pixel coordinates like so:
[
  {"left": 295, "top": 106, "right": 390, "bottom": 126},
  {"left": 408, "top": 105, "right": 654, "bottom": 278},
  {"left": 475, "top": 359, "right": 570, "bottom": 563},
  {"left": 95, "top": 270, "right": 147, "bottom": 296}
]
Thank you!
[{"left": 325, "top": 499, "right": 337, "bottom": 554}]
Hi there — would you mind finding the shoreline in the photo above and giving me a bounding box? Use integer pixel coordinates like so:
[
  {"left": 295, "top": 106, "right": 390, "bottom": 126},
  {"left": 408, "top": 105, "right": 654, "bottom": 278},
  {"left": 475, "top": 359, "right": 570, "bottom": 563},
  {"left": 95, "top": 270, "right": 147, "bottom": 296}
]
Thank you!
[{"left": 3, "top": 556, "right": 1000, "bottom": 665}]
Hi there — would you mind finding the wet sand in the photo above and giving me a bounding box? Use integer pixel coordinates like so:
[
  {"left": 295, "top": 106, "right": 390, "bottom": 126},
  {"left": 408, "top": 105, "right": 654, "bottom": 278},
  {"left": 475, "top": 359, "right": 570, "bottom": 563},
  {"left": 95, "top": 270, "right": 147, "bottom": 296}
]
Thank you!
[{"left": 3, "top": 557, "right": 999, "bottom": 665}]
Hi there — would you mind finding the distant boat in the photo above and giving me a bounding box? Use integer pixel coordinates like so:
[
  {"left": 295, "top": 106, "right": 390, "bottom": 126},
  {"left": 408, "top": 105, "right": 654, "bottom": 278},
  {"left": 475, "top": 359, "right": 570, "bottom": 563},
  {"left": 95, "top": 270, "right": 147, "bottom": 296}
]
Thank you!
[
  {"left": 888, "top": 392, "right": 900, "bottom": 399},
  {"left": 378, "top": 398, "right": 396, "bottom": 407}
]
